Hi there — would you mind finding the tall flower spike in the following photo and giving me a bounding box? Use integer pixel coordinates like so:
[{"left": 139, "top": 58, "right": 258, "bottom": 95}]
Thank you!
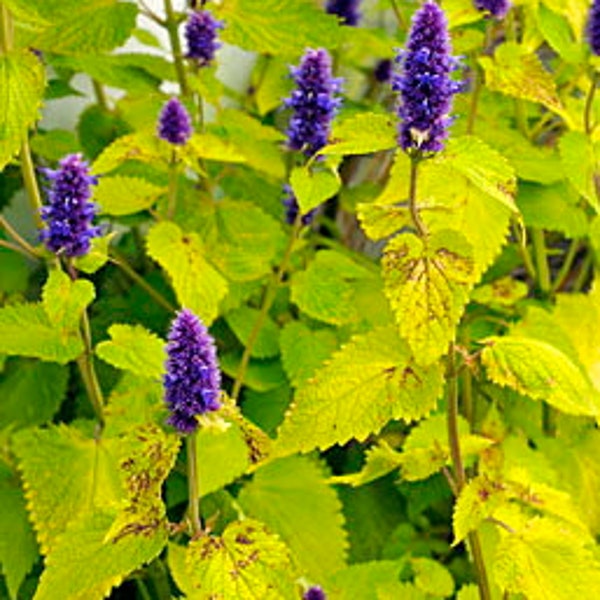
[
  {"left": 164, "top": 309, "right": 222, "bottom": 434},
  {"left": 393, "top": 1, "right": 462, "bottom": 154},
  {"left": 304, "top": 586, "right": 327, "bottom": 600},
  {"left": 285, "top": 48, "right": 342, "bottom": 156},
  {"left": 184, "top": 9, "right": 224, "bottom": 66},
  {"left": 40, "top": 153, "right": 100, "bottom": 258},
  {"left": 473, "top": 0, "right": 511, "bottom": 19},
  {"left": 326, "top": 0, "right": 362, "bottom": 26},
  {"left": 588, "top": 0, "right": 600, "bottom": 56},
  {"left": 158, "top": 97, "right": 193, "bottom": 145}
]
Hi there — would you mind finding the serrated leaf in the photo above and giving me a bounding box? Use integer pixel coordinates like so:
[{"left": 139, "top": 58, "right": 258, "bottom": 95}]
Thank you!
[
  {"left": 239, "top": 456, "right": 347, "bottom": 583},
  {"left": 73, "top": 233, "right": 114, "bottom": 275},
  {"left": 225, "top": 306, "right": 280, "bottom": 359},
  {"left": 411, "top": 557, "right": 454, "bottom": 598},
  {"left": 383, "top": 230, "right": 475, "bottom": 365},
  {"left": 12, "top": 425, "right": 123, "bottom": 554},
  {"left": 331, "top": 442, "right": 404, "bottom": 487},
  {"left": 481, "top": 336, "right": 600, "bottom": 417},
  {"left": 290, "top": 165, "right": 341, "bottom": 215},
  {"left": 42, "top": 269, "right": 95, "bottom": 331},
  {"left": 279, "top": 321, "right": 338, "bottom": 387},
  {"left": 274, "top": 326, "right": 443, "bottom": 455},
  {"left": 169, "top": 519, "right": 298, "bottom": 599},
  {"left": 0, "top": 49, "right": 46, "bottom": 170},
  {"left": 96, "top": 324, "right": 166, "bottom": 380},
  {"left": 494, "top": 517, "right": 600, "bottom": 600},
  {"left": 185, "top": 133, "right": 247, "bottom": 164},
  {"left": 328, "top": 560, "right": 405, "bottom": 600},
  {"left": 438, "top": 136, "right": 518, "bottom": 213},
  {"left": 0, "top": 463, "right": 38, "bottom": 599},
  {"left": 34, "top": 510, "right": 167, "bottom": 600},
  {"left": 320, "top": 112, "right": 397, "bottom": 157},
  {"left": 196, "top": 419, "right": 250, "bottom": 496},
  {"left": 91, "top": 132, "right": 167, "bottom": 175},
  {"left": 479, "top": 42, "right": 566, "bottom": 119},
  {"left": 291, "top": 250, "right": 380, "bottom": 325},
  {"left": 94, "top": 176, "right": 164, "bottom": 216},
  {"left": 0, "top": 359, "right": 68, "bottom": 430},
  {"left": 216, "top": 0, "right": 341, "bottom": 56},
  {"left": 146, "top": 222, "right": 228, "bottom": 325},
  {"left": 559, "top": 131, "right": 598, "bottom": 212}
]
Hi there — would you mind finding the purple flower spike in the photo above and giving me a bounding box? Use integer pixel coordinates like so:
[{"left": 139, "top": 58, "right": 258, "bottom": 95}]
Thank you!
[
  {"left": 157, "top": 97, "right": 192, "bottom": 145},
  {"left": 184, "top": 10, "right": 224, "bottom": 66},
  {"left": 304, "top": 586, "right": 327, "bottom": 600},
  {"left": 164, "top": 309, "right": 221, "bottom": 434},
  {"left": 474, "top": 0, "right": 511, "bottom": 19},
  {"left": 285, "top": 48, "right": 342, "bottom": 156},
  {"left": 393, "top": 1, "right": 463, "bottom": 155},
  {"left": 40, "top": 154, "right": 100, "bottom": 258},
  {"left": 282, "top": 184, "right": 316, "bottom": 226},
  {"left": 588, "top": 0, "right": 600, "bottom": 55},
  {"left": 326, "top": 0, "right": 362, "bottom": 26}
]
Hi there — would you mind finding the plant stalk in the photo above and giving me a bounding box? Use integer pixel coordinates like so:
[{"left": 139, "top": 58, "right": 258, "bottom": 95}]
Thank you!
[
  {"left": 164, "top": 0, "right": 189, "bottom": 96},
  {"left": 167, "top": 149, "right": 178, "bottom": 220},
  {"left": 408, "top": 157, "right": 426, "bottom": 237},
  {"left": 20, "top": 136, "right": 44, "bottom": 228},
  {"left": 531, "top": 228, "right": 551, "bottom": 296},
  {"left": 585, "top": 72, "right": 598, "bottom": 135},
  {"left": 186, "top": 432, "right": 202, "bottom": 536}
]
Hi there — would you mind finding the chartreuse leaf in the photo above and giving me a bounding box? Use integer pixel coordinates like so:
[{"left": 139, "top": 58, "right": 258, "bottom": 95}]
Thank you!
[
  {"left": 168, "top": 519, "right": 299, "bottom": 599},
  {"left": 292, "top": 250, "right": 381, "bottom": 326},
  {"left": 382, "top": 230, "right": 475, "bottom": 366},
  {"left": 0, "top": 270, "right": 93, "bottom": 364},
  {"left": 328, "top": 560, "right": 405, "bottom": 600},
  {"left": 34, "top": 510, "right": 167, "bottom": 600},
  {"left": 0, "top": 462, "right": 38, "bottom": 599},
  {"left": 290, "top": 164, "right": 341, "bottom": 215},
  {"left": 91, "top": 132, "right": 168, "bottom": 175},
  {"left": 279, "top": 321, "right": 338, "bottom": 387},
  {"left": 12, "top": 425, "right": 122, "bottom": 554},
  {"left": 410, "top": 557, "right": 454, "bottom": 598},
  {"left": 331, "top": 442, "right": 404, "bottom": 487},
  {"left": 320, "top": 112, "right": 397, "bottom": 157},
  {"left": 494, "top": 517, "right": 600, "bottom": 600},
  {"left": 238, "top": 456, "right": 347, "bottom": 583},
  {"left": 225, "top": 306, "right": 280, "bottom": 359},
  {"left": 185, "top": 132, "right": 247, "bottom": 164},
  {"left": 94, "top": 176, "right": 165, "bottom": 216},
  {"left": 274, "top": 326, "right": 444, "bottom": 455},
  {"left": 216, "top": 0, "right": 341, "bottom": 56},
  {"left": 74, "top": 233, "right": 114, "bottom": 275},
  {"left": 146, "top": 222, "right": 228, "bottom": 325},
  {"left": 0, "top": 359, "right": 68, "bottom": 430},
  {"left": 0, "top": 49, "right": 45, "bottom": 170},
  {"left": 481, "top": 336, "right": 600, "bottom": 416},
  {"left": 96, "top": 324, "right": 166, "bottom": 380},
  {"left": 479, "top": 42, "right": 567, "bottom": 120},
  {"left": 559, "top": 131, "right": 598, "bottom": 212}
]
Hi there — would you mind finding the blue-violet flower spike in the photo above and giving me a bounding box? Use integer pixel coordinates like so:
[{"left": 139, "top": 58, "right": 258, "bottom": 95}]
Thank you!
[
  {"left": 393, "top": 1, "right": 462, "bottom": 154},
  {"left": 304, "top": 586, "right": 327, "bottom": 600},
  {"left": 326, "top": 0, "right": 362, "bottom": 26},
  {"left": 184, "top": 10, "right": 224, "bottom": 66},
  {"left": 588, "top": 0, "right": 600, "bottom": 55},
  {"left": 285, "top": 48, "right": 342, "bottom": 156},
  {"left": 282, "top": 184, "right": 316, "bottom": 226},
  {"left": 40, "top": 153, "right": 100, "bottom": 258},
  {"left": 473, "top": 0, "right": 511, "bottom": 19},
  {"left": 164, "top": 309, "right": 221, "bottom": 434},
  {"left": 158, "top": 97, "right": 193, "bottom": 145}
]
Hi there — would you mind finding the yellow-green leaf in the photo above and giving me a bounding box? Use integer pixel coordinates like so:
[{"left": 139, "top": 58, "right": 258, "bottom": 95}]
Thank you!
[
  {"left": 94, "top": 176, "right": 165, "bottom": 216},
  {"left": 290, "top": 165, "right": 341, "bottom": 215}
]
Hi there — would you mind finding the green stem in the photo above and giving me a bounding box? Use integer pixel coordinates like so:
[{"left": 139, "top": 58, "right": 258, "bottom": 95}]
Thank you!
[
  {"left": 0, "top": 238, "right": 38, "bottom": 260},
  {"left": 186, "top": 432, "right": 202, "bottom": 536},
  {"left": 389, "top": 0, "right": 404, "bottom": 28},
  {"left": 550, "top": 239, "right": 580, "bottom": 294},
  {"left": 167, "top": 149, "right": 178, "bottom": 220},
  {"left": 542, "top": 403, "right": 557, "bottom": 437},
  {"left": 531, "top": 228, "right": 551, "bottom": 295},
  {"left": 20, "top": 136, "right": 44, "bottom": 228},
  {"left": 447, "top": 345, "right": 492, "bottom": 600},
  {"left": 0, "top": 215, "right": 41, "bottom": 258},
  {"left": 408, "top": 157, "right": 426, "bottom": 237},
  {"left": 573, "top": 252, "right": 593, "bottom": 292},
  {"left": 511, "top": 221, "right": 536, "bottom": 281},
  {"left": 135, "top": 578, "right": 152, "bottom": 600},
  {"left": 77, "top": 309, "right": 105, "bottom": 426},
  {"left": 231, "top": 219, "right": 302, "bottom": 401},
  {"left": 585, "top": 72, "right": 598, "bottom": 135},
  {"left": 462, "top": 367, "right": 474, "bottom": 427},
  {"left": 163, "top": 0, "right": 189, "bottom": 96},
  {"left": 0, "top": 4, "right": 13, "bottom": 53},
  {"left": 92, "top": 79, "right": 109, "bottom": 111},
  {"left": 109, "top": 254, "right": 175, "bottom": 312}
]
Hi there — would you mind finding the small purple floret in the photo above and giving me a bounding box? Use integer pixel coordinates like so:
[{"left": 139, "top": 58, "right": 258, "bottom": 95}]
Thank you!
[
  {"left": 40, "top": 153, "right": 100, "bottom": 258},
  {"left": 588, "top": 0, "right": 600, "bottom": 56},
  {"left": 392, "top": 1, "right": 462, "bottom": 154},
  {"left": 304, "top": 586, "right": 327, "bottom": 600},
  {"left": 282, "top": 184, "right": 316, "bottom": 226},
  {"left": 285, "top": 48, "right": 342, "bottom": 156},
  {"left": 326, "top": 0, "right": 362, "bottom": 26},
  {"left": 157, "top": 97, "right": 193, "bottom": 146},
  {"left": 184, "top": 10, "right": 223, "bottom": 66},
  {"left": 474, "top": 0, "right": 511, "bottom": 19},
  {"left": 164, "top": 309, "right": 221, "bottom": 434}
]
